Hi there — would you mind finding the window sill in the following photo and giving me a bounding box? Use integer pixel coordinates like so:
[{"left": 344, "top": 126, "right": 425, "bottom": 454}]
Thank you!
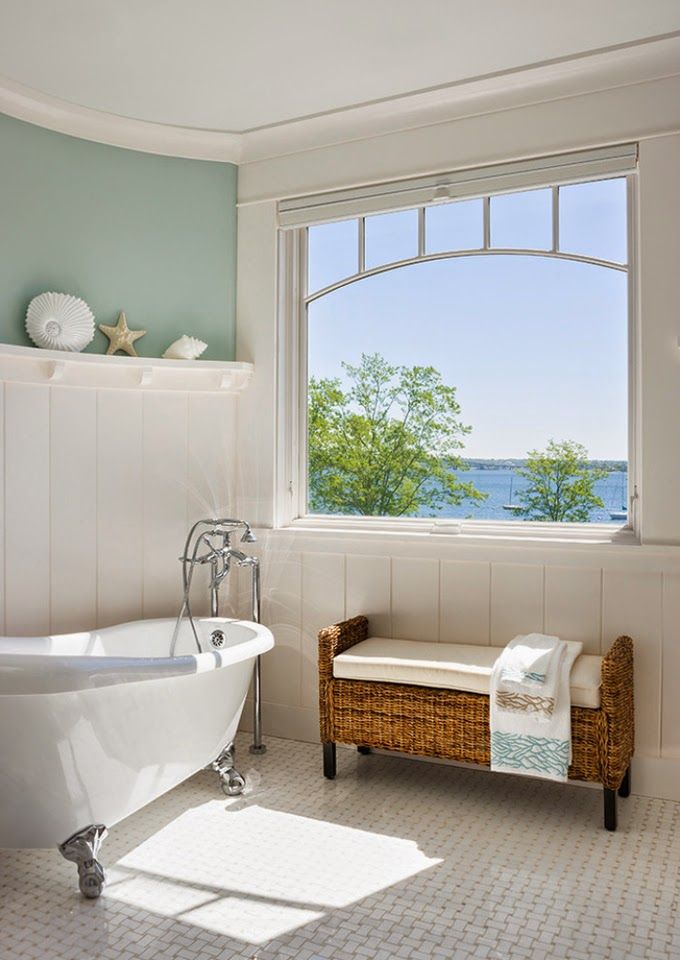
[{"left": 276, "top": 515, "right": 639, "bottom": 548}]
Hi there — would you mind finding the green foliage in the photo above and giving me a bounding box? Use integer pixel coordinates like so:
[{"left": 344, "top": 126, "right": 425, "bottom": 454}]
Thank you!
[
  {"left": 308, "top": 353, "right": 485, "bottom": 516},
  {"left": 515, "top": 440, "right": 607, "bottom": 522}
]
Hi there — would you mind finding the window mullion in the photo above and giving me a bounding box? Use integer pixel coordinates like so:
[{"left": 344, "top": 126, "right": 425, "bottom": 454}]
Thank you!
[
  {"left": 552, "top": 186, "right": 560, "bottom": 253},
  {"left": 483, "top": 196, "right": 490, "bottom": 249},
  {"left": 625, "top": 172, "right": 639, "bottom": 537},
  {"left": 358, "top": 217, "right": 365, "bottom": 273},
  {"left": 297, "top": 228, "right": 309, "bottom": 520}
]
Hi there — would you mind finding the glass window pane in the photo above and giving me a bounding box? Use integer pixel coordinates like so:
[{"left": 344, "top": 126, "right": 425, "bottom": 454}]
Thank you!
[
  {"left": 364, "top": 209, "right": 418, "bottom": 269},
  {"left": 559, "top": 178, "right": 627, "bottom": 263},
  {"left": 308, "top": 219, "right": 358, "bottom": 293},
  {"left": 425, "top": 198, "right": 483, "bottom": 253},
  {"left": 490, "top": 188, "right": 552, "bottom": 250},
  {"left": 307, "top": 256, "right": 627, "bottom": 523}
]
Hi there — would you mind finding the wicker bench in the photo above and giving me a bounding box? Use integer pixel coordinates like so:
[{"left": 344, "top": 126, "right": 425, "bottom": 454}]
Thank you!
[{"left": 318, "top": 616, "right": 634, "bottom": 830}]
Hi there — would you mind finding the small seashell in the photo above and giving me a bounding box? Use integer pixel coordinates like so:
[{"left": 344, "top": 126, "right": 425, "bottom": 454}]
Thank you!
[
  {"left": 162, "top": 335, "right": 208, "bottom": 360},
  {"left": 26, "top": 292, "right": 95, "bottom": 352}
]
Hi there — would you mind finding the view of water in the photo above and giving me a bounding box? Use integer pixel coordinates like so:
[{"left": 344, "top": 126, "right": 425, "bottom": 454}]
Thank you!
[{"left": 418, "top": 468, "right": 628, "bottom": 523}]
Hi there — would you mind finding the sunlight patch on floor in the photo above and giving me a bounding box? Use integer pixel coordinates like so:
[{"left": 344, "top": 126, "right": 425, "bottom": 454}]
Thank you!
[
  {"left": 109, "top": 800, "right": 441, "bottom": 941},
  {"left": 180, "top": 897, "right": 324, "bottom": 944},
  {"left": 105, "top": 870, "right": 216, "bottom": 916},
  {"left": 106, "top": 870, "right": 324, "bottom": 943}
]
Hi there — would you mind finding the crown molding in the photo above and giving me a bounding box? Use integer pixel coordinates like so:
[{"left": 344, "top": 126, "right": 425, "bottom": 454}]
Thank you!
[
  {"left": 239, "top": 34, "right": 680, "bottom": 164},
  {"left": 0, "top": 34, "right": 678, "bottom": 166},
  {"left": 0, "top": 74, "right": 242, "bottom": 163}
]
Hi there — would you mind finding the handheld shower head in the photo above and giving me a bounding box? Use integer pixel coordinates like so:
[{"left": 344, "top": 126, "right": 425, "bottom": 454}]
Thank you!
[{"left": 240, "top": 526, "right": 257, "bottom": 543}]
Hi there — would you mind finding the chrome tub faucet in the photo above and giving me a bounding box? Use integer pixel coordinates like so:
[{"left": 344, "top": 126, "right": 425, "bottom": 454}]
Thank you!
[{"left": 173, "top": 518, "right": 265, "bottom": 755}]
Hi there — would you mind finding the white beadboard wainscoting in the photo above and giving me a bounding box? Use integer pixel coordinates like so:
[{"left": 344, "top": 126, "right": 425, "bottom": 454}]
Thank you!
[
  {"left": 0, "top": 374, "right": 245, "bottom": 636},
  {"left": 237, "top": 530, "right": 680, "bottom": 801}
]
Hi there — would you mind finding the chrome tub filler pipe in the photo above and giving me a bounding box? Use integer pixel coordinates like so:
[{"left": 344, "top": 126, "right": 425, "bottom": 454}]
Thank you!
[{"left": 173, "top": 518, "right": 267, "bottom": 755}]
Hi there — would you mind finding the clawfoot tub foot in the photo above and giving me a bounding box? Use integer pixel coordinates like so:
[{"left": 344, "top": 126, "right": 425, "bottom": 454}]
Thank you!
[
  {"left": 212, "top": 742, "right": 246, "bottom": 796},
  {"left": 59, "top": 824, "right": 108, "bottom": 899}
]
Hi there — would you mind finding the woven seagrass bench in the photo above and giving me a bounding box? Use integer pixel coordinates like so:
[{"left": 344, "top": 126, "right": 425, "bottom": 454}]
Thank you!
[{"left": 318, "top": 616, "right": 634, "bottom": 830}]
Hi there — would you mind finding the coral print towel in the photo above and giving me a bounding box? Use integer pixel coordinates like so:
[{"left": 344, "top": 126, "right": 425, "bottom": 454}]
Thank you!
[{"left": 490, "top": 633, "right": 582, "bottom": 782}]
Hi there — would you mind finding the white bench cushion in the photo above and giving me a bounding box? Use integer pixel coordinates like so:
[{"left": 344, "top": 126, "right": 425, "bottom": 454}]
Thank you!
[{"left": 333, "top": 637, "right": 602, "bottom": 709}]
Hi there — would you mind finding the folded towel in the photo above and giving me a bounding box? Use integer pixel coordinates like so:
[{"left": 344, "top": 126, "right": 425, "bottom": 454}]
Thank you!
[
  {"left": 490, "top": 634, "right": 582, "bottom": 782},
  {"left": 496, "top": 634, "right": 565, "bottom": 714},
  {"left": 498, "top": 633, "right": 561, "bottom": 688}
]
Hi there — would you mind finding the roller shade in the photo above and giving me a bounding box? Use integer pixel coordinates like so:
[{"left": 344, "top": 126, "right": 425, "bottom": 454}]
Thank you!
[{"left": 278, "top": 143, "right": 637, "bottom": 228}]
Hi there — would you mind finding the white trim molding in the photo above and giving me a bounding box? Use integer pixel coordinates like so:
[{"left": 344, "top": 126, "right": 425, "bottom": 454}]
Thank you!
[
  {"left": 0, "top": 343, "right": 253, "bottom": 393},
  {"left": 282, "top": 517, "right": 637, "bottom": 549},
  {"left": 243, "top": 34, "right": 680, "bottom": 165},
  {"left": 1, "top": 34, "right": 679, "bottom": 164},
  {"left": 0, "top": 74, "right": 242, "bottom": 163},
  {"left": 276, "top": 148, "right": 639, "bottom": 544},
  {"left": 278, "top": 144, "right": 637, "bottom": 227}
]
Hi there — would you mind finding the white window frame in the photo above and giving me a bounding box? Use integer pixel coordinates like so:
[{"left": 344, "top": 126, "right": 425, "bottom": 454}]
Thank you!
[{"left": 276, "top": 146, "right": 640, "bottom": 544}]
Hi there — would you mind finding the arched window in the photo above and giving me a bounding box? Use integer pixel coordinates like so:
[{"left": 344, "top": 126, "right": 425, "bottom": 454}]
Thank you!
[{"left": 279, "top": 150, "right": 635, "bottom": 534}]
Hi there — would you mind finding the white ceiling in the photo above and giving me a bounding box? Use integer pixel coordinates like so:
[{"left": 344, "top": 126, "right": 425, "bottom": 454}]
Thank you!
[{"left": 0, "top": 0, "right": 679, "bottom": 133}]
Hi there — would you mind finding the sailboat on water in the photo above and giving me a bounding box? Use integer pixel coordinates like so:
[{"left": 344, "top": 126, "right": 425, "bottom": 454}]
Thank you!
[{"left": 502, "top": 474, "right": 523, "bottom": 513}]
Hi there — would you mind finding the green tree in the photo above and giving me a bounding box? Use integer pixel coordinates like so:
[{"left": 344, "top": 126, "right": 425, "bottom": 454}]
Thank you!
[
  {"left": 515, "top": 440, "right": 607, "bottom": 522},
  {"left": 308, "top": 353, "right": 484, "bottom": 516}
]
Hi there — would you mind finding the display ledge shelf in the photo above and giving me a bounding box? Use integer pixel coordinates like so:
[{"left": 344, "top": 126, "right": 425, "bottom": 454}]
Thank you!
[{"left": 0, "top": 343, "right": 253, "bottom": 393}]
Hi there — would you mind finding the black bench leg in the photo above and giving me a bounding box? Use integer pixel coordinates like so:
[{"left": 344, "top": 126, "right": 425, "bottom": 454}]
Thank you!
[
  {"left": 618, "top": 765, "right": 631, "bottom": 798},
  {"left": 357, "top": 745, "right": 371, "bottom": 755},
  {"left": 323, "top": 742, "right": 336, "bottom": 780},
  {"left": 604, "top": 788, "right": 617, "bottom": 831}
]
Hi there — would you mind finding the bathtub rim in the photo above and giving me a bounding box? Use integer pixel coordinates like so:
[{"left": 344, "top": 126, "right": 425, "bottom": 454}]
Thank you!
[{"left": 0, "top": 617, "right": 274, "bottom": 696}]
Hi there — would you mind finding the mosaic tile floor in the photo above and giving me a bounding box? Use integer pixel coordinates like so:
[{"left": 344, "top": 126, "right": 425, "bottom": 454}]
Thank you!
[{"left": 1, "top": 735, "right": 679, "bottom": 960}]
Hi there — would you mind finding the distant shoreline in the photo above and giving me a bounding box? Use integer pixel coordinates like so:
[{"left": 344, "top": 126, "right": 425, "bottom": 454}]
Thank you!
[{"left": 458, "top": 458, "right": 627, "bottom": 472}]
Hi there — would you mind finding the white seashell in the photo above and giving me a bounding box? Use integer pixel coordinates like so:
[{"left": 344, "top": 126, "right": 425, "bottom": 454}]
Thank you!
[
  {"left": 162, "top": 335, "right": 208, "bottom": 360},
  {"left": 26, "top": 292, "right": 95, "bottom": 352}
]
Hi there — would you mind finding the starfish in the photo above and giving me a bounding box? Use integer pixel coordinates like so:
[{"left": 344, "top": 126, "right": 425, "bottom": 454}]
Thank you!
[{"left": 99, "top": 312, "right": 146, "bottom": 357}]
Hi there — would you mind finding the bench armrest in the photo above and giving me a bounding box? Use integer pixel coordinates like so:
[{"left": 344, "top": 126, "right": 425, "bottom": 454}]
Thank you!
[
  {"left": 318, "top": 616, "right": 368, "bottom": 743},
  {"left": 318, "top": 615, "right": 369, "bottom": 684},
  {"left": 600, "top": 635, "right": 634, "bottom": 789}
]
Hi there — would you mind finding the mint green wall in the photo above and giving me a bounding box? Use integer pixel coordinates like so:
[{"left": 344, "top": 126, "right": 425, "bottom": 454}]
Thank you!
[{"left": 0, "top": 113, "right": 237, "bottom": 359}]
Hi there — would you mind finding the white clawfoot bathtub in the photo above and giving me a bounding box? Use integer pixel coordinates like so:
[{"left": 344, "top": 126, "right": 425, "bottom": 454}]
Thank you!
[{"left": 0, "top": 616, "right": 273, "bottom": 893}]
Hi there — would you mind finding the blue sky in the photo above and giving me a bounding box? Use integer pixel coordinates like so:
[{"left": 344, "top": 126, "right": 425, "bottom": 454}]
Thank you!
[{"left": 307, "top": 178, "right": 628, "bottom": 461}]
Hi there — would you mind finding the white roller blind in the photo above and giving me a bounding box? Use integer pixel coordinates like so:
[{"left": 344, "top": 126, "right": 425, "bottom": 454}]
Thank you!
[{"left": 278, "top": 143, "right": 637, "bottom": 228}]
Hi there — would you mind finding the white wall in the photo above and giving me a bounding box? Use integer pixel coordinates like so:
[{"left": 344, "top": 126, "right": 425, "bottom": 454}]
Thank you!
[
  {"left": 0, "top": 378, "right": 239, "bottom": 635},
  {"left": 236, "top": 64, "right": 680, "bottom": 800}
]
